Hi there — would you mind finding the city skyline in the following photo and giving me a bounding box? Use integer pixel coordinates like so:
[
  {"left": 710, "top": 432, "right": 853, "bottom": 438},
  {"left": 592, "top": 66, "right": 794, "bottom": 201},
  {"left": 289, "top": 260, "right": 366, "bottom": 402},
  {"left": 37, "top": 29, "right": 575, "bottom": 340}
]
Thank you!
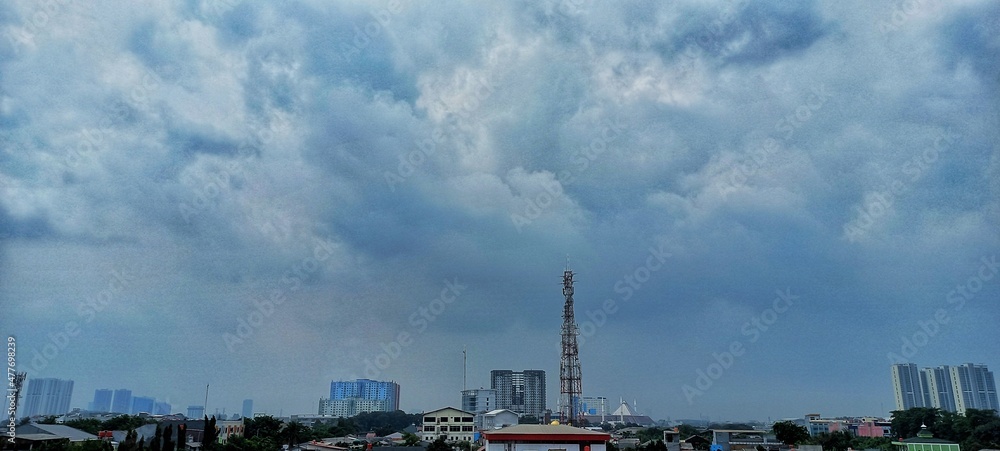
[{"left": 2, "top": 0, "right": 999, "bottom": 421}]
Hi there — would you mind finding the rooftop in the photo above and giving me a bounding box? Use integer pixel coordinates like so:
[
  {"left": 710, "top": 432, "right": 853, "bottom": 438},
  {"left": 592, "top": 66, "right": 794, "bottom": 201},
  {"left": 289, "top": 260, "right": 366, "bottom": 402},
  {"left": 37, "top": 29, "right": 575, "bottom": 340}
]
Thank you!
[{"left": 483, "top": 424, "right": 611, "bottom": 442}]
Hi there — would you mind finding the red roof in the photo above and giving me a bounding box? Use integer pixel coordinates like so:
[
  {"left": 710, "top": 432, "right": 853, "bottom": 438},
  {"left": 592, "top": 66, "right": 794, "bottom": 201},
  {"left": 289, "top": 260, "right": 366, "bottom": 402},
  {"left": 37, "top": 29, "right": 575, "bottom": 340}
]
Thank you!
[{"left": 482, "top": 425, "right": 611, "bottom": 443}]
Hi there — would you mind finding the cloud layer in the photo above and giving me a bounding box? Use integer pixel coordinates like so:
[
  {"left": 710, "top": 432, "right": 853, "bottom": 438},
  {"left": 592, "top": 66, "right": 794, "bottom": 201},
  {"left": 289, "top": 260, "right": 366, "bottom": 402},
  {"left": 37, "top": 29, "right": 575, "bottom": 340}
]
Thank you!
[{"left": 2, "top": 0, "right": 998, "bottom": 420}]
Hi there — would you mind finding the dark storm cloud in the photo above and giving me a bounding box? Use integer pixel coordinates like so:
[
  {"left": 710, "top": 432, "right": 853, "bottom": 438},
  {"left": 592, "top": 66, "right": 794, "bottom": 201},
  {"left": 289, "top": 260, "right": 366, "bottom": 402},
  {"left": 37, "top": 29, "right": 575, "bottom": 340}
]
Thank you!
[{"left": 0, "top": 0, "right": 997, "bottom": 420}]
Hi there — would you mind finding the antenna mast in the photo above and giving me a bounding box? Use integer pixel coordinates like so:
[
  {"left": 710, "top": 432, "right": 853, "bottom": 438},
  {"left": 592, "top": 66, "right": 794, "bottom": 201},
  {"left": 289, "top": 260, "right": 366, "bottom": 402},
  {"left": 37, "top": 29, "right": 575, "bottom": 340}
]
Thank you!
[{"left": 559, "top": 268, "right": 583, "bottom": 426}]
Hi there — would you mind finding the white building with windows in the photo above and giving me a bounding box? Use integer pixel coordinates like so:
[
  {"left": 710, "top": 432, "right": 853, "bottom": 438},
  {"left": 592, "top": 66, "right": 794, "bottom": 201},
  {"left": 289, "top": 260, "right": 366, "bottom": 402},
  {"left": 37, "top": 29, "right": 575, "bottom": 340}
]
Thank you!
[
  {"left": 482, "top": 409, "right": 519, "bottom": 430},
  {"left": 421, "top": 407, "right": 476, "bottom": 443}
]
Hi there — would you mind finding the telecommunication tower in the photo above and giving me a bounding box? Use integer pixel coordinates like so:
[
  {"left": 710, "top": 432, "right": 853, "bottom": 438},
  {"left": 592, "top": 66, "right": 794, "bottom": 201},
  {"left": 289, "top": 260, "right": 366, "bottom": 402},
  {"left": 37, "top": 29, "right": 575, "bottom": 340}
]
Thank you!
[{"left": 559, "top": 269, "right": 583, "bottom": 425}]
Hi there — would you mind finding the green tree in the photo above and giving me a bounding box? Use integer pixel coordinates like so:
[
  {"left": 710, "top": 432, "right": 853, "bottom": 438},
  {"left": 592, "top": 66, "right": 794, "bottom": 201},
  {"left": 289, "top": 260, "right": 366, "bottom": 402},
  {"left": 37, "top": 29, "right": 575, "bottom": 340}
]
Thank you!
[
  {"left": 118, "top": 430, "right": 140, "bottom": 451},
  {"left": 637, "top": 428, "right": 665, "bottom": 443},
  {"left": 771, "top": 421, "right": 809, "bottom": 446},
  {"left": 281, "top": 421, "right": 306, "bottom": 446},
  {"left": 177, "top": 424, "right": 187, "bottom": 451},
  {"left": 161, "top": 424, "right": 175, "bottom": 451},
  {"left": 426, "top": 437, "right": 450, "bottom": 451},
  {"left": 402, "top": 432, "right": 421, "bottom": 446},
  {"left": 850, "top": 436, "right": 892, "bottom": 451},
  {"left": 70, "top": 439, "right": 113, "bottom": 451},
  {"left": 102, "top": 415, "right": 155, "bottom": 433},
  {"left": 353, "top": 411, "right": 422, "bottom": 435},
  {"left": 809, "top": 431, "right": 853, "bottom": 451},
  {"left": 676, "top": 424, "right": 702, "bottom": 439},
  {"left": 221, "top": 436, "right": 276, "bottom": 451},
  {"left": 968, "top": 419, "right": 1000, "bottom": 451},
  {"left": 455, "top": 441, "right": 473, "bottom": 451},
  {"left": 890, "top": 408, "right": 940, "bottom": 439},
  {"left": 150, "top": 425, "right": 162, "bottom": 451},
  {"left": 520, "top": 416, "right": 540, "bottom": 425},
  {"left": 203, "top": 416, "right": 219, "bottom": 450},
  {"left": 244, "top": 415, "right": 283, "bottom": 440},
  {"left": 39, "top": 416, "right": 59, "bottom": 424},
  {"left": 64, "top": 419, "right": 103, "bottom": 435}
]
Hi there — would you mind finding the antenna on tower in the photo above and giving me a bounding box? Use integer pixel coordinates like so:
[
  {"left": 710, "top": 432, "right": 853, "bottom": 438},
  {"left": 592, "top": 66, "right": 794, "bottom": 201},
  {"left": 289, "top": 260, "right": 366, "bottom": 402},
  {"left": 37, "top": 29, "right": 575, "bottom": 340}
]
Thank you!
[
  {"left": 559, "top": 267, "right": 583, "bottom": 426},
  {"left": 463, "top": 346, "right": 467, "bottom": 391}
]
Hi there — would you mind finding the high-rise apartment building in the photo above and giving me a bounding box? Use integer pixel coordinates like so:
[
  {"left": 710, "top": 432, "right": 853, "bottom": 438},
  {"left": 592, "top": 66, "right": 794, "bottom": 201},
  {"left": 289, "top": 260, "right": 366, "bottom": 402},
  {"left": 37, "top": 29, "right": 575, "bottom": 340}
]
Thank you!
[
  {"left": 892, "top": 363, "right": 929, "bottom": 410},
  {"left": 242, "top": 399, "right": 253, "bottom": 419},
  {"left": 154, "top": 401, "right": 172, "bottom": 415},
  {"left": 21, "top": 378, "right": 74, "bottom": 417},
  {"left": 131, "top": 396, "right": 155, "bottom": 414},
  {"left": 892, "top": 363, "right": 998, "bottom": 414},
  {"left": 187, "top": 405, "right": 205, "bottom": 418},
  {"left": 319, "top": 379, "right": 400, "bottom": 417},
  {"left": 111, "top": 389, "right": 133, "bottom": 414},
  {"left": 490, "top": 370, "right": 546, "bottom": 418},
  {"left": 91, "top": 389, "right": 113, "bottom": 413},
  {"left": 950, "top": 363, "right": 999, "bottom": 414},
  {"left": 924, "top": 366, "right": 956, "bottom": 413}
]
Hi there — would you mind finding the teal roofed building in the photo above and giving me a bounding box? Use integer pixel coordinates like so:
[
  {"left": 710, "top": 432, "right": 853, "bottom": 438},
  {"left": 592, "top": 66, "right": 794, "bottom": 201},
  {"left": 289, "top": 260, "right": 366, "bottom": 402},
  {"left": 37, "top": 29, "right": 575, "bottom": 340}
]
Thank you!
[{"left": 892, "top": 424, "right": 960, "bottom": 451}]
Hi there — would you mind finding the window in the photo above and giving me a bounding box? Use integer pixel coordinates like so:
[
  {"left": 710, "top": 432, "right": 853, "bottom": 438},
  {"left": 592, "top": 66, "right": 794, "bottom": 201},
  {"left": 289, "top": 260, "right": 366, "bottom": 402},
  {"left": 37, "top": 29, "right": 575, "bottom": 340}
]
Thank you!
[
  {"left": 462, "top": 426, "right": 473, "bottom": 432},
  {"left": 424, "top": 426, "right": 435, "bottom": 432},
  {"left": 439, "top": 417, "right": 449, "bottom": 423},
  {"left": 425, "top": 417, "right": 435, "bottom": 423},
  {"left": 462, "top": 417, "right": 474, "bottom": 422},
  {"left": 449, "top": 426, "right": 461, "bottom": 432}
]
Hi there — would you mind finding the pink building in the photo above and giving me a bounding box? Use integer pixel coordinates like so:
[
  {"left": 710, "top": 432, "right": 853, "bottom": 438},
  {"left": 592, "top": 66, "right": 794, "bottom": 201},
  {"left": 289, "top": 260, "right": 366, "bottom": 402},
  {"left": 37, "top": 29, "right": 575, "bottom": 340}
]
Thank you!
[{"left": 856, "top": 421, "right": 892, "bottom": 438}]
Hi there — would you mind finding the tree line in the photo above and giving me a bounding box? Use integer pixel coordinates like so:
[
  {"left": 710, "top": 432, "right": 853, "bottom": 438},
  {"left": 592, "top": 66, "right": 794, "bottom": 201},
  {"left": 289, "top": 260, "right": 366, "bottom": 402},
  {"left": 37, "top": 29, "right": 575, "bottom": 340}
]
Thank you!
[
  {"left": 771, "top": 407, "right": 1000, "bottom": 451},
  {"left": 13, "top": 410, "right": 424, "bottom": 451}
]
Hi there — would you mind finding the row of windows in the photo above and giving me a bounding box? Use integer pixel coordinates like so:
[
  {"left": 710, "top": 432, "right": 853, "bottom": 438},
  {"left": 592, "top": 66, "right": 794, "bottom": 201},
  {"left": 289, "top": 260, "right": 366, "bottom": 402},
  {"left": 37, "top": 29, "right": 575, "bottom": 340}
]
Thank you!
[
  {"left": 423, "top": 416, "right": 475, "bottom": 423},
  {"left": 422, "top": 426, "right": 474, "bottom": 432}
]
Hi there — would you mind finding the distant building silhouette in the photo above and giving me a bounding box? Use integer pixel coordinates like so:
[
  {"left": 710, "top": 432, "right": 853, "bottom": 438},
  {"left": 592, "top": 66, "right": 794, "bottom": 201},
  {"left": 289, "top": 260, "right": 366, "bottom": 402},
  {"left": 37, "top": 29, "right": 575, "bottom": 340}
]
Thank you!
[
  {"left": 242, "top": 399, "right": 253, "bottom": 419},
  {"left": 131, "top": 396, "right": 155, "bottom": 415},
  {"left": 91, "top": 389, "right": 113, "bottom": 413},
  {"left": 111, "top": 389, "right": 132, "bottom": 414},
  {"left": 154, "top": 401, "right": 172, "bottom": 415},
  {"left": 22, "top": 378, "right": 74, "bottom": 417},
  {"left": 187, "top": 405, "right": 205, "bottom": 418}
]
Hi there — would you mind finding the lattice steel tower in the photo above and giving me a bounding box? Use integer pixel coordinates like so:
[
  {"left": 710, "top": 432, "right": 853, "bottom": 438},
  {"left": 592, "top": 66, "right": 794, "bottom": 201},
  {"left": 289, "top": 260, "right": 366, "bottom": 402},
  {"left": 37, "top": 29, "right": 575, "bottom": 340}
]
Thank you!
[{"left": 559, "top": 269, "right": 583, "bottom": 425}]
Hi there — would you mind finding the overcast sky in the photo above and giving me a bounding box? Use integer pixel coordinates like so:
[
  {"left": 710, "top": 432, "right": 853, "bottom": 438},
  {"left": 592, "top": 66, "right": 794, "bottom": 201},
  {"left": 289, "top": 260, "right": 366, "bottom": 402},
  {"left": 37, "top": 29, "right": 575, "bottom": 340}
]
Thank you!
[{"left": 2, "top": 0, "right": 999, "bottom": 423}]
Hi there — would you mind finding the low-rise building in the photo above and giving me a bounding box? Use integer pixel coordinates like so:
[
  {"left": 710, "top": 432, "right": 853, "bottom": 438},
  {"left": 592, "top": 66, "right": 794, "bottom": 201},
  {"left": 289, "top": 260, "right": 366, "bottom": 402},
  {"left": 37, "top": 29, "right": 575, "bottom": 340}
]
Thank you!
[
  {"left": 892, "top": 425, "right": 960, "bottom": 451},
  {"left": 482, "top": 409, "right": 519, "bottom": 430},
  {"left": 421, "top": 407, "right": 476, "bottom": 443},
  {"left": 482, "top": 424, "right": 610, "bottom": 451}
]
